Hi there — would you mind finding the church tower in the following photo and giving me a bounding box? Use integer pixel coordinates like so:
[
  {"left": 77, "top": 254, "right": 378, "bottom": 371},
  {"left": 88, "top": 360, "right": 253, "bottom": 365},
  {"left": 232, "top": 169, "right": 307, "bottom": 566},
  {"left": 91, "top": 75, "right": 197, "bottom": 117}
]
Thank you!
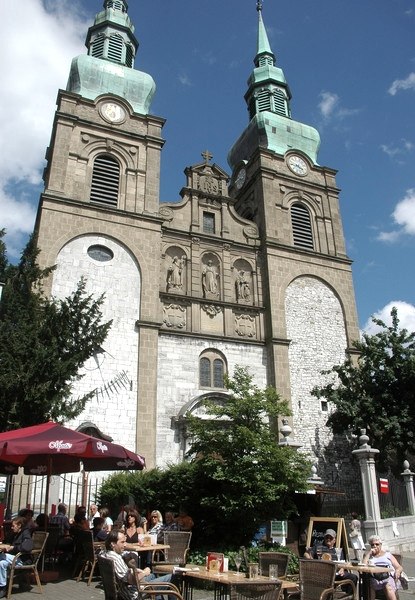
[
  {"left": 227, "top": 2, "right": 360, "bottom": 461},
  {"left": 34, "top": 1, "right": 360, "bottom": 483},
  {"left": 35, "top": 0, "right": 166, "bottom": 465}
]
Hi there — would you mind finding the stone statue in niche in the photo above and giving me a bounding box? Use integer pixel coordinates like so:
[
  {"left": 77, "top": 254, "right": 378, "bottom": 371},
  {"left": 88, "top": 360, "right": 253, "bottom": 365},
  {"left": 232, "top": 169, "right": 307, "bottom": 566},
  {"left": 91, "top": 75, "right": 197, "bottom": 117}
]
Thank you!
[
  {"left": 167, "top": 255, "right": 186, "bottom": 292},
  {"left": 202, "top": 260, "right": 219, "bottom": 297},
  {"left": 235, "top": 269, "right": 251, "bottom": 302}
]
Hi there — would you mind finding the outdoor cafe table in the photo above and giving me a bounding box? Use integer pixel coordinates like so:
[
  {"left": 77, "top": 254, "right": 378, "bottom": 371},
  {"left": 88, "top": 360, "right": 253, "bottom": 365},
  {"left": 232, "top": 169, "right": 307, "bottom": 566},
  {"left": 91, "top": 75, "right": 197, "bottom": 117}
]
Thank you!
[
  {"left": 182, "top": 566, "right": 299, "bottom": 600},
  {"left": 124, "top": 543, "right": 170, "bottom": 564},
  {"left": 335, "top": 562, "right": 393, "bottom": 600}
]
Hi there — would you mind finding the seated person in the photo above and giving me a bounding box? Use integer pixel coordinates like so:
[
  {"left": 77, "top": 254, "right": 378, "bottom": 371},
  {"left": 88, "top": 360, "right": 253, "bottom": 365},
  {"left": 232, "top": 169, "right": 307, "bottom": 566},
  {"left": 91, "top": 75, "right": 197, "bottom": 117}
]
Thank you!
[
  {"left": 362, "top": 535, "right": 402, "bottom": 600},
  {"left": 92, "top": 517, "right": 108, "bottom": 542},
  {"left": 174, "top": 509, "right": 193, "bottom": 532},
  {"left": 104, "top": 529, "right": 175, "bottom": 600},
  {"left": 49, "top": 502, "right": 73, "bottom": 554},
  {"left": 0, "top": 516, "right": 34, "bottom": 597},
  {"left": 148, "top": 511, "right": 163, "bottom": 535},
  {"left": 17, "top": 509, "right": 37, "bottom": 534},
  {"left": 304, "top": 528, "right": 358, "bottom": 594},
  {"left": 157, "top": 512, "right": 181, "bottom": 543}
]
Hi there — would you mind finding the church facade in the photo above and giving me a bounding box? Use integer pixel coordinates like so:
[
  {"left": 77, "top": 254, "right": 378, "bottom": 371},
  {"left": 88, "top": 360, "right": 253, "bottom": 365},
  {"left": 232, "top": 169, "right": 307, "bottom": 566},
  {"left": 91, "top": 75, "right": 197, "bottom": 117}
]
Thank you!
[{"left": 35, "top": 0, "right": 360, "bottom": 485}]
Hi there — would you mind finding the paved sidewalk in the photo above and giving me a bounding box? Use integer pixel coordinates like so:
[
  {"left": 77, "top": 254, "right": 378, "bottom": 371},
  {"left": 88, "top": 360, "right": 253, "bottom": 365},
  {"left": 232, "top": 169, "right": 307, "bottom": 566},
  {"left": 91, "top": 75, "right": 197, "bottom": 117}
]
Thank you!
[{"left": 10, "top": 568, "right": 212, "bottom": 600}]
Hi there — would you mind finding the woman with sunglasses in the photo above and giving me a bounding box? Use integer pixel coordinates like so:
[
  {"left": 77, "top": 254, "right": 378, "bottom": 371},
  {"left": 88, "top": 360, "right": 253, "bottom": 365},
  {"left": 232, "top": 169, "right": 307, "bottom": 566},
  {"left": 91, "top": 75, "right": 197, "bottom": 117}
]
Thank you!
[{"left": 363, "top": 535, "right": 402, "bottom": 600}]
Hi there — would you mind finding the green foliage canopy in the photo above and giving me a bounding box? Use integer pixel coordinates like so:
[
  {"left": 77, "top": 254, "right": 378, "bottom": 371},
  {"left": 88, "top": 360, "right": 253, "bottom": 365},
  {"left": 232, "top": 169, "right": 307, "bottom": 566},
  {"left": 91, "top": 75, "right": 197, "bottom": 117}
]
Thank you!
[
  {"left": 313, "top": 307, "right": 415, "bottom": 472},
  {"left": 0, "top": 231, "right": 111, "bottom": 431},
  {"left": 186, "top": 366, "right": 312, "bottom": 544},
  {"left": 99, "top": 367, "right": 312, "bottom": 548}
]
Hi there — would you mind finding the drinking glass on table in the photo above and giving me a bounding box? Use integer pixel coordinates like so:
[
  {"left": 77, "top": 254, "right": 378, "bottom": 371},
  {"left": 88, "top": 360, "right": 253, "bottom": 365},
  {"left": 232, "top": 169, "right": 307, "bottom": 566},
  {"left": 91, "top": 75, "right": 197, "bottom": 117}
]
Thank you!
[
  {"left": 234, "top": 555, "right": 242, "bottom": 575},
  {"left": 335, "top": 547, "right": 342, "bottom": 561},
  {"left": 316, "top": 545, "right": 324, "bottom": 559},
  {"left": 269, "top": 564, "right": 278, "bottom": 580}
]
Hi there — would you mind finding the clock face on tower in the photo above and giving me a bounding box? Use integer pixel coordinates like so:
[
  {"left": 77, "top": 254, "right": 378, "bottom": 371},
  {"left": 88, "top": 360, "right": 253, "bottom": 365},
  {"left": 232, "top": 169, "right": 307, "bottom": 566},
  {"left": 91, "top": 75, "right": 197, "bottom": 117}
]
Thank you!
[
  {"left": 100, "top": 101, "right": 126, "bottom": 124},
  {"left": 234, "top": 167, "right": 247, "bottom": 190},
  {"left": 287, "top": 155, "right": 308, "bottom": 176}
]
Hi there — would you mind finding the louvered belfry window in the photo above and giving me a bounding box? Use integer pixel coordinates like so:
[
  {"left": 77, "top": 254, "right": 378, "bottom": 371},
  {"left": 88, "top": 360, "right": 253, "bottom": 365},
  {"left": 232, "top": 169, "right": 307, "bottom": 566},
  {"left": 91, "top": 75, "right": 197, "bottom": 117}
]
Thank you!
[
  {"left": 291, "top": 202, "right": 314, "bottom": 249},
  {"left": 108, "top": 34, "right": 123, "bottom": 63},
  {"left": 90, "top": 155, "right": 120, "bottom": 207},
  {"left": 273, "top": 89, "right": 287, "bottom": 116},
  {"left": 92, "top": 34, "right": 105, "bottom": 58}
]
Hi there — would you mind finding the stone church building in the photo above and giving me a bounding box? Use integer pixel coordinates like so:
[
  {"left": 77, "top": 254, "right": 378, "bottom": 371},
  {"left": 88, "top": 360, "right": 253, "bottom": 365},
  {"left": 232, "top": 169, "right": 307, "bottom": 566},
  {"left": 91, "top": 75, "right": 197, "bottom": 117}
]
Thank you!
[{"left": 34, "top": 0, "right": 360, "bottom": 484}]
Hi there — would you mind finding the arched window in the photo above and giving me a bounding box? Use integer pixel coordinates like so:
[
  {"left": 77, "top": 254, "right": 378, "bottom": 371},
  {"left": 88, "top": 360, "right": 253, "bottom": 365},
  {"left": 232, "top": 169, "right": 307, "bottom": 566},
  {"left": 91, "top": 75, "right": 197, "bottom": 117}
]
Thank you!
[
  {"left": 199, "top": 350, "right": 226, "bottom": 389},
  {"left": 90, "top": 155, "right": 120, "bottom": 207},
  {"left": 291, "top": 202, "right": 314, "bottom": 249}
]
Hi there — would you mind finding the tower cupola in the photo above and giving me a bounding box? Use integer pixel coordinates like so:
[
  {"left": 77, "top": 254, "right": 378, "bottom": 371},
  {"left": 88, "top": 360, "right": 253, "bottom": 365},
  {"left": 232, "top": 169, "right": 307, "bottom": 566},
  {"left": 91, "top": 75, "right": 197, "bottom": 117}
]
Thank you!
[
  {"left": 228, "top": 2, "right": 320, "bottom": 171},
  {"left": 66, "top": 0, "right": 155, "bottom": 115}
]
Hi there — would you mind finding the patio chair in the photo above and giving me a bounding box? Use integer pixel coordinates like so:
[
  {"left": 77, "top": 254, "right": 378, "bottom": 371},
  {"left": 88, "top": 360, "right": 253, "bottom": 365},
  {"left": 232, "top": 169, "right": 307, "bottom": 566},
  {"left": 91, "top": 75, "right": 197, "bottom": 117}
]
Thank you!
[
  {"left": 97, "top": 554, "right": 183, "bottom": 600},
  {"left": 6, "top": 530, "right": 49, "bottom": 600},
  {"left": 259, "top": 552, "right": 289, "bottom": 579},
  {"left": 97, "top": 555, "right": 120, "bottom": 600},
  {"left": 289, "top": 559, "right": 356, "bottom": 600},
  {"left": 153, "top": 531, "right": 192, "bottom": 572},
  {"left": 229, "top": 581, "right": 283, "bottom": 600},
  {"left": 41, "top": 525, "right": 61, "bottom": 571},
  {"left": 75, "top": 529, "right": 101, "bottom": 586}
]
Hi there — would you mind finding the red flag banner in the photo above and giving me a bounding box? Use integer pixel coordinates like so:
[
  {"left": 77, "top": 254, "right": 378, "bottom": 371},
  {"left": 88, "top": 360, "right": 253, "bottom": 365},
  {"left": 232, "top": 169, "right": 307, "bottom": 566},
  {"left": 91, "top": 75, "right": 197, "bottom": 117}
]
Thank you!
[{"left": 379, "top": 478, "right": 389, "bottom": 494}]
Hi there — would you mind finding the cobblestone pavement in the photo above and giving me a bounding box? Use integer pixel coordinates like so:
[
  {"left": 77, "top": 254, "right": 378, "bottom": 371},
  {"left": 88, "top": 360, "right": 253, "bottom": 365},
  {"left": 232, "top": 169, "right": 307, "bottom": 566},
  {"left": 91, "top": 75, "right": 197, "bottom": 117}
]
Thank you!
[{"left": 10, "top": 567, "right": 212, "bottom": 600}]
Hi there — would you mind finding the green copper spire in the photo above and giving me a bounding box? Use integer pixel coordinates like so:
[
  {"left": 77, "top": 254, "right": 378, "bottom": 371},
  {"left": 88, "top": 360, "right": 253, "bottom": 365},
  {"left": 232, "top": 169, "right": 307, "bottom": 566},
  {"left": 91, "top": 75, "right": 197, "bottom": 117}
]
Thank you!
[
  {"left": 66, "top": 0, "right": 155, "bottom": 115},
  {"left": 228, "top": 3, "right": 320, "bottom": 170}
]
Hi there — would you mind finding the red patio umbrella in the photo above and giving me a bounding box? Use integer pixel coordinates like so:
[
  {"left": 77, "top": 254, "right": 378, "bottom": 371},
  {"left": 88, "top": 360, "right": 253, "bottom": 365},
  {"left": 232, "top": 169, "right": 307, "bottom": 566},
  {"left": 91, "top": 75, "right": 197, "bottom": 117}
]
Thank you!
[{"left": 0, "top": 421, "right": 145, "bottom": 513}]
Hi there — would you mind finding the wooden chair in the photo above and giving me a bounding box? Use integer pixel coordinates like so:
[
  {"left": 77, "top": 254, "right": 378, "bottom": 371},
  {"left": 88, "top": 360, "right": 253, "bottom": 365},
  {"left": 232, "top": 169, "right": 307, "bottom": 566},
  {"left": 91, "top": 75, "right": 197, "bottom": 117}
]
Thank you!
[
  {"left": 75, "top": 530, "right": 100, "bottom": 586},
  {"left": 259, "top": 552, "right": 289, "bottom": 579},
  {"left": 229, "top": 581, "right": 283, "bottom": 600},
  {"left": 289, "top": 559, "right": 356, "bottom": 600},
  {"left": 153, "top": 531, "right": 192, "bottom": 572},
  {"left": 97, "top": 554, "right": 183, "bottom": 600},
  {"left": 97, "top": 555, "right": 120, "bottom": 600},
  {"left": 41, "top": 525, "right": 61, "bottom": 570},
  {"left": 6, "top": 530, "right": 49, "bottom": 600}
]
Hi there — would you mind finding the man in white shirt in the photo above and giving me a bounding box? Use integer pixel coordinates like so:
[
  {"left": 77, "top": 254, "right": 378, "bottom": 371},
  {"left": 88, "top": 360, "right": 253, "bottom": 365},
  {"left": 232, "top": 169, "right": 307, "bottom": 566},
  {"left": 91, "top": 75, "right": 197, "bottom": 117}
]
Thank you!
[{"left": 104, "top": 529, "right": 174, "bottom": 600}]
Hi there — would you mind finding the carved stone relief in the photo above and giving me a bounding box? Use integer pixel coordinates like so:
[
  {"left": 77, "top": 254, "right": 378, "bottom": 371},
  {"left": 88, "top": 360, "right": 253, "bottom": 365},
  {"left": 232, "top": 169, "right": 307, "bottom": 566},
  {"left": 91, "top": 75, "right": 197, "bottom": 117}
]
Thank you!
[
  {"left": 166, "top": 255, "right": 186, "bottom": 293},
  {"left": 201, "top": 255, "right": 220, "bottom": 299},
  {"left": 201, "top": 304, "right": 222, "bottom": 318},
  {"left": 164, "top": 246, "right": 187, "bottom": 294},
  {"left": 235, "top": 314, "right": 256, "bottom": 338},
  {"left": 233, "top": 258, "right": 253, "bottom": 304},
  {"left": 163, "top": 303, "right": 186, "bottom": 329}
]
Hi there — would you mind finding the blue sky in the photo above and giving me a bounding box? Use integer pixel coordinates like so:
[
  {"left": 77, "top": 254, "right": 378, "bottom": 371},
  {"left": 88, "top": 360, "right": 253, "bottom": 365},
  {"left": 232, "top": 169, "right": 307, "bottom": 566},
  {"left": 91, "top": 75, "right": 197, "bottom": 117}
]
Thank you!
[{"left": 1, "top": 0, "right": 415, "bottom": 333}]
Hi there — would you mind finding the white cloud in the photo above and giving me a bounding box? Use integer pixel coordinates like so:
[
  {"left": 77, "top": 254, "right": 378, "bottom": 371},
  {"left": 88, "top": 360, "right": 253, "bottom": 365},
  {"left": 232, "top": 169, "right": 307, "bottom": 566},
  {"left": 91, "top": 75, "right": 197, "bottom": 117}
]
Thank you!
[
  {"left": 0, "top": 0, "right": 89, "bottom": 260},
  {"left": 377, "top": 189, "right": 415, "bottom": 242},
  {"left": 392, "top": 188, "right": 415, "bottom": 234},
  {"left": 388, "top": 72, "right": 415, "bottom": 95},
  {"left": 363, "top": 301, "right": 415, "bottom": 334},
  {"left": 380, "top": 139, "right": 414, "bottom": 159},
  {"left": 178, "top": 73, "right": 192, "bottom": 86},
  {"left": 318, "top": 91, "right": 360, "bottom": 123},
  {"left": 318, "top": 92, "right": 339, "bottom": 119}
]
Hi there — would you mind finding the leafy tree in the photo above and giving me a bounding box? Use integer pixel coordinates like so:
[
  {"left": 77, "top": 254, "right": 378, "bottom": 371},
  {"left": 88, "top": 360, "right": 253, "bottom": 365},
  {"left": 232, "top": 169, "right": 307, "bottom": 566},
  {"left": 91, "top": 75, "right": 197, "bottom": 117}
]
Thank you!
[
  {"left": 0, "top": 230, "right": 111, "bottom": 431},
  {"left": 186, "top": 366, "right": 312, "bottom": 545},
  {"left": 312, "top": 307, "right": 415, "bottom": 472}
]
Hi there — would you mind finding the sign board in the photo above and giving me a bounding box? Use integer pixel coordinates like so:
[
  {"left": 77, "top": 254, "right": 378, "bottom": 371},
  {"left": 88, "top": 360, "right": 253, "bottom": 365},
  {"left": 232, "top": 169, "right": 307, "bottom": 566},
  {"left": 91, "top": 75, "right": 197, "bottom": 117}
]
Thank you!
[
  {"left": 271, "top": 520, "right": 287, "bottom": 537},
  {"left": 305, "top": 517, "right": 350, "bottom": 561},
  {"left": 379, "top": 478, "right": 389, "bottom": 494}
]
